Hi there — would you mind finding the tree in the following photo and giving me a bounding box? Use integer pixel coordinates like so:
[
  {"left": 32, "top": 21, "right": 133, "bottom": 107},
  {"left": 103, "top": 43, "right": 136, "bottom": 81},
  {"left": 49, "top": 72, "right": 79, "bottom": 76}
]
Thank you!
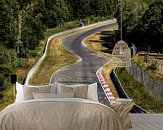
[
  {"left": 22, "top": 15, "right": 45, "bottom": 50},
  {"left": 132, "top": 0, "right": 163, "bottom": 49}
]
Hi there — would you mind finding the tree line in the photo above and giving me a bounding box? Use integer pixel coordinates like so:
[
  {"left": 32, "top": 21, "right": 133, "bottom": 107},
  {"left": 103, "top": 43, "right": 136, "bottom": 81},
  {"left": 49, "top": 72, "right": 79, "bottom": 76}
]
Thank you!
[
  {"left": 119, "top": 0, "right": 163, "bottom": 50},
  {"left": 0, "top": 0, "right": 118, "bottom": 50}
]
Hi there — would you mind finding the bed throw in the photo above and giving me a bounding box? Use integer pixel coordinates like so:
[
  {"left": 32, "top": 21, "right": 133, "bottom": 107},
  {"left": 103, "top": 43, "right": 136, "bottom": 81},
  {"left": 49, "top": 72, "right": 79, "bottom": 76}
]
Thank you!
[{"left": 0, "top": 98, "right": 125, "bottom": 130}]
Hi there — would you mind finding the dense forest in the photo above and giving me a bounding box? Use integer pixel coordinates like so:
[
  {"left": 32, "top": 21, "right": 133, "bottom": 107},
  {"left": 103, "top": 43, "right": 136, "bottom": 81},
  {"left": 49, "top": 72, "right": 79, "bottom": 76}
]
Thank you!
[
  {"left": 0, "top": 0, "right": 162, "bottom": 102},
  {"left": 120, "top": 0, "right": 163, "bottom": 50}
]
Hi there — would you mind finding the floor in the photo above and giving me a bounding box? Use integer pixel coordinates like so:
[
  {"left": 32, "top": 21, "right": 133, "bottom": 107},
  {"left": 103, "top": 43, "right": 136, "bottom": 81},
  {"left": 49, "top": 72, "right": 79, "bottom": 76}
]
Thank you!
[{"left": 128, "top": 114, "right": 163, "bottom": 130}]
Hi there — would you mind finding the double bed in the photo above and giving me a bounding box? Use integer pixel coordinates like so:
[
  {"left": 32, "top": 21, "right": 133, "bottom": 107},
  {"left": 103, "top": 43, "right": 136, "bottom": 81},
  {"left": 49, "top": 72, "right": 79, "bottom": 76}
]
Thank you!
[{"left": 0, "top": 82, "right": 133, "bottom": 130}]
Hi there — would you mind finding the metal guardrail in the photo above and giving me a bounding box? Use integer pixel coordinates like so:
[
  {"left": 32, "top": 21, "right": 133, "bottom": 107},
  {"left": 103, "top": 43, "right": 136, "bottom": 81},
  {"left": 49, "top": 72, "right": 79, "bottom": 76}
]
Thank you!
[{"left": 110, "top": 68, "right": 148, "bottom": 113}]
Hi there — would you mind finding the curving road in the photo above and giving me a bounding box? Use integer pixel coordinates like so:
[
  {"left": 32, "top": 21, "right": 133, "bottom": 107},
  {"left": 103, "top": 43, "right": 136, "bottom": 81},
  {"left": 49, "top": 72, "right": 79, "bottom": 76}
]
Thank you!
[
  {"left": 50, "top": 23, "right": 117, "bottom": 105},
  {"left": 50, "top": 23, "right": 117, "bottom": 84}
]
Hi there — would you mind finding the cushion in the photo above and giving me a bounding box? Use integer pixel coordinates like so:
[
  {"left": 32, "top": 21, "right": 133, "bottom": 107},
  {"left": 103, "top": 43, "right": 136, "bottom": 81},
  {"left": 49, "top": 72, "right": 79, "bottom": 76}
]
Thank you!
[
  {"left": 32, "top": 93, "right": 74, "bottom": 99},
  {"left": 23, "top": 85, "right": 51, "bottom": 100},
  {"left": 50, "top": 82, "right": 58, "bottom": 94},
  {"left": 15, "top": 82, "right": 25, "bottom": 103},
  {"left": 57, "top": 86, "right": 73, "bottom": 93},
  {"left": 57, "top": 83, "right": 88, "bottom": 99},
  {"left": 73, "top": 85, "right": 88, "bottom": 99},
  {"left": 87, "top": 83, "right": 98, "bottom": 102},
  {"left": 57, "top": 82, "right": 98, "bottom": 101},
  {"left": 15, "top": 82, "right": 57, "bottom": 102}
]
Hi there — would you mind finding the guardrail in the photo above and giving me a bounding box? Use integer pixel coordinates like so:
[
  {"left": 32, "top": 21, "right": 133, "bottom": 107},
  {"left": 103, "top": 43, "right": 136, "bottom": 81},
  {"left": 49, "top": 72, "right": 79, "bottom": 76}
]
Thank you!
[
  {"left": 24, "top": 19, "right": 117, "bottom": 85},
  {"left": 110, "top": 68, "right": 148, "bottom": 113}
]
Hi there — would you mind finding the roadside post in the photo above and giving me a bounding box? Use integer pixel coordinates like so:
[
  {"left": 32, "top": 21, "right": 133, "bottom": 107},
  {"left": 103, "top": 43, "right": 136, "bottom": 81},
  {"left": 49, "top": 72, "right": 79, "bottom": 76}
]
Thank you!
[
  {"left": 10, "top": 73, "right": 18, "bottom": 101},
  {"left": 80, "top": 21, "right": 84, "bottom": 27}
]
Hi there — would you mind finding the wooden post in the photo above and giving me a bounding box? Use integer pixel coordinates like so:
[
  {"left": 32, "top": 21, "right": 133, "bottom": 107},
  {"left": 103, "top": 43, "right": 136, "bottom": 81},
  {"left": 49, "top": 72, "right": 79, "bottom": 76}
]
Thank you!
[{"left": 10, "top": 73, "right": 18, "bottom": 101}]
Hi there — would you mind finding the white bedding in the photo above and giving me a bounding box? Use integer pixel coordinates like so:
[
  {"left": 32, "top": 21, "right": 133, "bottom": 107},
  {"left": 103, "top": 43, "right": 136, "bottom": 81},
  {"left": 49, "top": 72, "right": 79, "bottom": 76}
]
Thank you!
[{"left": 0, "top": 98, "right": 125, "bottom": 130}]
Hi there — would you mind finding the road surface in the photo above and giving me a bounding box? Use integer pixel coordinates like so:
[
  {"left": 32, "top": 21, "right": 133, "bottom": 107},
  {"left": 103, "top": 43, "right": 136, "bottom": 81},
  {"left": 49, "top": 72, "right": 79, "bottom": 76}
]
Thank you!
[{"left": 50, "top": 23, "right": 117, "bottom": 84}]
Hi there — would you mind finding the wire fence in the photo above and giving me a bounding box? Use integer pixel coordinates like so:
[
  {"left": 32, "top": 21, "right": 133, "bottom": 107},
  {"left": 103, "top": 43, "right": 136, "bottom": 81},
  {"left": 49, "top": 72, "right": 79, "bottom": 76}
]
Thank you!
[{"left": 126, "top": 62, "right": 163, "bottom": 102}]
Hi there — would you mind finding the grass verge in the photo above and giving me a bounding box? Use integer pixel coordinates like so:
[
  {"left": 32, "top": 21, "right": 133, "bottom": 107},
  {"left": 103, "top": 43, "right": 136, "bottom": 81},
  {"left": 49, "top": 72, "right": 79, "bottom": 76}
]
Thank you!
[
  {"left": 84, "top": 25, "right": 118, "bottom": 58},
  {"left": 0, "top": 83, "right": 14, "bottom": 111},
  {"left": 115, "top": 68, "right": 163, "bottom": 113},
  {"left": 29, "top": 37, "right": 78, "bottom": 85},
  {"left": 132, "top": 53, "right": 163, "bottom": 82}
]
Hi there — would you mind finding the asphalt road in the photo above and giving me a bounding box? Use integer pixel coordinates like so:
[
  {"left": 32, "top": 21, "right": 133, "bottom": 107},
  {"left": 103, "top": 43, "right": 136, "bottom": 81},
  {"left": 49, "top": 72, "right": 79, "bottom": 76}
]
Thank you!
[{"left": 50, "top": 23, "right": 117, "bottom": 84}]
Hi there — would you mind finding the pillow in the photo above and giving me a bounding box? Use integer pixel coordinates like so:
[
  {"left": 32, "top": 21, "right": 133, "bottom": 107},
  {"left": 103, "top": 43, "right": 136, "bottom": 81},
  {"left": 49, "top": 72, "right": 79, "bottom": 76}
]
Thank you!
[
  {"left": 56, "top": 82, "right": 98, "bottom": 101},
  {"left": 15, "top": 82, "right": 25, "bottom": 103},
  {"left": 32, "top": 93, "right": 74, "bottom": 99},
  {"left": 15, "top": 82, "right": 58, "bottom": 102},
  {"left": 23, "top": 85, "right": 51, "bottom": 100},
  {"left": 57, "top": 82, "right": 86, "bottom": 88},
  {"left": 73, "top": 85, "right": 88, "bottom": 99},
  {"left": 87, "top": 83, "right": 98, "bottom": 102},
  {"left": 57, "top": 85, "right": 73, "bottom": 93},
  {"left": 57, "top": 83, "right": 88, "bottom": 99},
  {"left": 50, "top": 82, "right": 58, "bottom": 94}
]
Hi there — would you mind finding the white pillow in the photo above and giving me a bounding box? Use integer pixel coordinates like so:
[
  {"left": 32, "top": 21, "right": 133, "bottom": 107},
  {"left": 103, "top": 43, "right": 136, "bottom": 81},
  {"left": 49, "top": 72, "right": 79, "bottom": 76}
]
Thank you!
[
  {"left": 56, "top": 82, "right": 98, "bottom": 102},
  {"left": 15, "top": 82, "right": 25, "bottom": 103},
  {"left": 15, "top": 82, "right": 58, "bottom": 103},
  {"left": 87, "top": 83, "right": 98, "bottom": 102},
  {"left": 32, "top": 93, "right": 74, "bottom": 99},
  {"left": 15, "top": 82, "right": 98, "bottom": 102}
]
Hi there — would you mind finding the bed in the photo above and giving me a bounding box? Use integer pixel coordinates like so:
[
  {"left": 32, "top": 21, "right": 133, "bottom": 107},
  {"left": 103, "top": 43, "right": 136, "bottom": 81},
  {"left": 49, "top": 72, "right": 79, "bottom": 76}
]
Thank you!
[{"left": 0, "top": 82, "right": 133, "bottom": 130}]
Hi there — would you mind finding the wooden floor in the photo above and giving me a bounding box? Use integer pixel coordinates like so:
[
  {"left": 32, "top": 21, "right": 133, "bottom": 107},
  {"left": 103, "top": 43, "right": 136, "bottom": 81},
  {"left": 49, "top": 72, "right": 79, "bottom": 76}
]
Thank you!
[{"left": 128, "top": 114, "right": 163, "bottom": 130}]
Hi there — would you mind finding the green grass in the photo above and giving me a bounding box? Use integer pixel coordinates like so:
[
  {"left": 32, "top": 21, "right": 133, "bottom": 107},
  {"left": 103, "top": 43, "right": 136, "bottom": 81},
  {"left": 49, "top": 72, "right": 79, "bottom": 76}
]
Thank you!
[
  {"left": 115, "top": 68, "right": 163, "bottom": 113},
  {"left": 29, "top": 37, "right": 78, "bottom": 85},
  {"left": 132, "top": 53, "right": 163, "bottom": 82},
  {"left": 0, "top": 83, "right": 14, "bottom": 111}
]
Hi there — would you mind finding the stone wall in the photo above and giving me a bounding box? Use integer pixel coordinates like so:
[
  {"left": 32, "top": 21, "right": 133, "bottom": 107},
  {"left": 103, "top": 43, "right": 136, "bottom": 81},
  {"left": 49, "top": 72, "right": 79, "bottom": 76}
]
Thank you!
[{"left": 126, "top": 62, "right": 163, "bottom": 102}]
